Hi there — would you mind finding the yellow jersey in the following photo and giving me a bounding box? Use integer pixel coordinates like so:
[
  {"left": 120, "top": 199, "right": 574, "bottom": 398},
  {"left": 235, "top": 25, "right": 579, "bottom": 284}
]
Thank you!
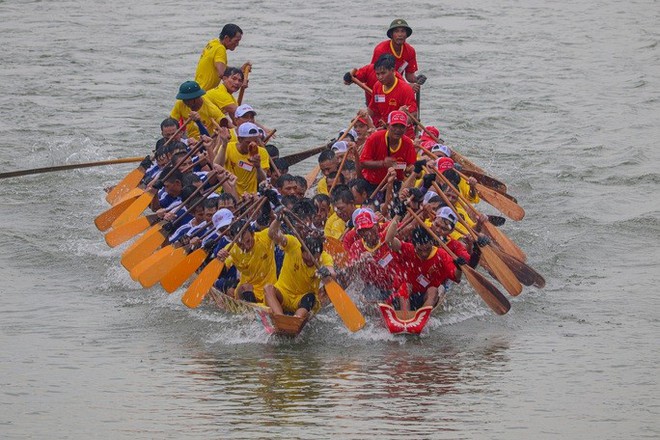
[
  {"left": 170, "top": 97, "right": 224, "bottom": 140},
  {"left": 224, "top": 140, "right": 270, "bottom": 195},
  {"left": 275, "top": 234, "right": 333, "bottom": 299},
  {"left": 324, "top": 212, "right": 346, "bottom": 240},
  {"left": 194, "top": 39, "right": 228, "bottom": 92},
  {"left": 226, "top": 229, "right": 277, "bottom": 302},
  {"left": 205, "top": 83, "right": 236, "bottom": 114},
  {"left": 316, "top": 177, "right": 328, "bottom": 195}
]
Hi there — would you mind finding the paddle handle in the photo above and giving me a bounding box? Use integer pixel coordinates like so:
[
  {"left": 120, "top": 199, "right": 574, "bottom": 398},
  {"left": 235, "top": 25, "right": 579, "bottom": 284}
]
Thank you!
[
  {"left": 350, "top": 75, "right": 373, "bottom": 95},
  {"left": 0, "top": 156, "right": 144, "bottom": 179},
  {"left": 237, "top": 64, "right": 251, "bottom": 105}
]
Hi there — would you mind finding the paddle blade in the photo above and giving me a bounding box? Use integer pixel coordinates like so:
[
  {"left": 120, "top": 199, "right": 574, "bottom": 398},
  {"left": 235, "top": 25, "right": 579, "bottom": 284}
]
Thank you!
[
  {"left": 325, "top": 280, "right": 365, "bottom": 332},
  {"left": 111, "top": 191, "right": 154, "bottom": 228},
  {"left": 181, "top": 259, "right": 225, "bottom": 308},
  {"left": 129, "top": 244, "right": 174, "bottom": 282},
  {"left": 104, "top": 215, "right": 155, "bottom": 248},
  {"left": 324, "top": 236, "right": 349, "bottom": 268},
  {"left": 120, "top": 225, "right": 165, "bottom": 271},
  {"left": 482, "top": 221, "right": 527, "bottom": 262},
  {"left": 138, "top": 247, "right": 187, "bottom": 288},
  {"left": 110, "top": 186, "right": 145, "bottom": 206},
  {"left": 160, "top": 248, "right": 208, "bottom": 293},
  {"left": 462, "top": 265, "right": 511, "bottom": 315},
  {"left": 94, "top": 196, "right": 139, "bottom": 231},
  {"left": 451, "top": 152, "right": 486, "bottom": 175},
  {"left": 477, "top": 184, "right": 525, "bottom": 221},
  {"left": 479, "top": 245, "right": 523, "bottom": 296},
  {"left": 106, "top": 168, "right": 145, "bottom": 204},
  {"left": 491, "top": 247, "right": 545, "bottom": 288}
]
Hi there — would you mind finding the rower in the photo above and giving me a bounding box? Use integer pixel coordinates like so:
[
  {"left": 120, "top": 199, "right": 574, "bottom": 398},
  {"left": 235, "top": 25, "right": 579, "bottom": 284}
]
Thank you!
[
  {"left": 170, "top": 81, "right": 224, "bottom": 142},
  {"left": 315, "top": 149, "right": 339, "bottom": 196},
  {"left": 205, "top": 66, "right": 244, "bottom": 119},
  {"left": 371, "top": 19, "right": 419, "bottom": 88},
  {"left": 194, "top": 24, "right": 244, "bottom": 92},
  {"left": 366, "top": 54, "right": 417, "bottom": 138},
  {"left": 263, "top": 215, "right": 334, "bottom": 319}
]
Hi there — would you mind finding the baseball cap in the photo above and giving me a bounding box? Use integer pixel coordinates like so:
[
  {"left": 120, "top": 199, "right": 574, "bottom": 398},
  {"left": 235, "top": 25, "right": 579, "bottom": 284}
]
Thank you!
[
  {"left": 212, "top": 208, "right": 234, "bottom": 229},
  {"left": 331, "top": 141, "right": 349, "bottom": 153},
  {"left": 436, "top": 157, "right": 455, "bottom": 171},
  {"left": 237, "top": 122, "right": 261, "bottom": 138},
  {"left": 431, "top": 143, "right": 451, "bottom": 157},
  {"left": 235, "top": 104, "right": 256, "bottom": 118},
  {"left": 420, "top": 126, "right": 439, "bottom": 142},
  {"left": 339, "top": 128, "right": 358, "bottom": 142},
  {"left": 436, "top": 206, "right": 458, "bottom": 228},
  {"left": 387, "top": 110, "right": 407, "bottom": 126},
  {"left": 352, "top": 207, "right": 377, "bottom": 230}
]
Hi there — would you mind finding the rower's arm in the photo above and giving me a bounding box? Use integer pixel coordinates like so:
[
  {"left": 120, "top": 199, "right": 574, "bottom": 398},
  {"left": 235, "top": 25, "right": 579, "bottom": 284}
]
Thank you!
[
  {"left": 384, "top": 215, "right": 402, "bottom": 252},
  {"left": 215, "top": 62, "right": 227, "bottom": 80},
  {"left": 268, "top": 216, "right": 288, "bottom": 248}
]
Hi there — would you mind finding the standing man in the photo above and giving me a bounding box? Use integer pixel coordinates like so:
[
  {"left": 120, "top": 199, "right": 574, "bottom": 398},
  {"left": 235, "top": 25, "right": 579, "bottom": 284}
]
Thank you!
[
  {"left": 195, "top": 24, "right": 244, "bottom": 92},
  {"left": 367, "top": 54, "right": 417, "bottom": 137},
  {"left": 371, "top": 19, "right": 419, "bottom": 87}
]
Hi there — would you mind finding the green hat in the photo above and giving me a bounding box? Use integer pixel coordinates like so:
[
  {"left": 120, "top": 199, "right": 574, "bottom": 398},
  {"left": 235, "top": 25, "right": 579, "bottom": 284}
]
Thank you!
[
  {"left": 387, "top": 18, "right": 412, "bottom": 38},
  {"left": 176, "top": 81, "right": 205, "bottom": 100}
]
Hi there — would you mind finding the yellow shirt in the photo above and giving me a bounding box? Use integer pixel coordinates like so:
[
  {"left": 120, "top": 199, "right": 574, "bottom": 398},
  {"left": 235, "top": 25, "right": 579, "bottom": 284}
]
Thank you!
[
  {"left": 170, "top": 97, "right": 224, "bottom": 140},
  {"left": 227, "top": 229, "right": 277, "bottom": 301},
  {"left": 459, "top": 178, "right": 480, "bottom": 204},
  {"left": 224, "top": 141, "right": 270, "bottom": 195},
  {"left": 449, "top": 203, "right": 476, "bottom": 240},
  {"left": 205, "top": 83, "right": 237, "bottom": 114},
  {"left": 316, "top": 177, "right": 328, "bottom": 195},
  {"left": 275, "top": 234, "right": 333, "bottom": 297},
  {"left": 324, "top": 212, "right": 346, "bottom": 240},
  {"left": 194, "top": 38, "right": 228, "bottom": 92}
]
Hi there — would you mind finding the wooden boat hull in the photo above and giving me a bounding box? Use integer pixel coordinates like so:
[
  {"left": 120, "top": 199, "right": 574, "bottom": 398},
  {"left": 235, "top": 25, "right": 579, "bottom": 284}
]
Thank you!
[
  {"left": 208, "top": 287, "right": 312, "bottom": 337},
  {"left": 377, "top": 303, "right": 435, "bottom": 335}
]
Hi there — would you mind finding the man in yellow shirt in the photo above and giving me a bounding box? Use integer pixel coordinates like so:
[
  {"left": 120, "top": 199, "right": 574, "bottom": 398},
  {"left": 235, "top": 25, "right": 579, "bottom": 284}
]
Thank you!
[
  {"left": 216, "top": 219, "right": 277, "bottom": 303},
  {"left": 194, "top": 24, "right": 243, "bottom": 92},
  {"left": 215, "top": 122, "right": 269, "bottom": 195},
  {"left": 264, "top": 215, "right": 335, "bottom": 319},
  {"left": 205, "top": 67, "right": 244, "bottom": 118},
  {"left": 170, "top": 80, "right": 224, "bottom": 141}
]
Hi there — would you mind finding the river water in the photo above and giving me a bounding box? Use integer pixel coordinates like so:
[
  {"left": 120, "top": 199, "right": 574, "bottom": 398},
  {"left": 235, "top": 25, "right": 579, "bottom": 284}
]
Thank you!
[{"left": 0, "top": 0, "right": 658, "bottom": 438}]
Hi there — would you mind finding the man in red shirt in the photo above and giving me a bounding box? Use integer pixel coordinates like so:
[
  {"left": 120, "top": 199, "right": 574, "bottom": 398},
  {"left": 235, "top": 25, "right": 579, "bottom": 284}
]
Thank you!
[
  {"left": 344, "top": 62, "right": 404, "bottom": 105},
  {"left": 372, "top": 19, "right": 419, "bottom": 87},
  {"left": 367, "top": 54, "right": 417, "bottom": 137},
  {"left": 359, "top": 110, "right": 417, "bottom": 190},
  {"left": 347, "top": 208, "right": 406, "bottom": 303},
  {"left": 385, "top": 210, "right": 461, "bottom": 311}
]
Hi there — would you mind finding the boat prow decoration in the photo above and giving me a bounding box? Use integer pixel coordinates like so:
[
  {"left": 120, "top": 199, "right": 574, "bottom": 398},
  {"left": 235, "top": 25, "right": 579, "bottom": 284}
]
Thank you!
[{"left": 378, "top": 303, "right": 434, "bottom": 335}]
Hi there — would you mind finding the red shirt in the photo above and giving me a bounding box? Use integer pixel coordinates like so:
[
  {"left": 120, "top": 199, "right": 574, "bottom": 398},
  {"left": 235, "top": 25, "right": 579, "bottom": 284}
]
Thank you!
[
  {"left": 359, "top": 129, "right": 417, "bottom": 184},
  {"left": 398, "top": 242, "right": 458, "bottom": 293},
  {"left": 445, "top": 238, "right": 471, "bottom": 262},
  {"left": 354, "top": 63, "right": 404, "bottom": 104},
  {"left": 371, "top": 40, "right": 418, "bottom": 76},
  {"left": 368, "top": 77, "right": 417, "bottom": 137},
  {"left": 348, "top": 231, "right": 406, "bottom": 291}
]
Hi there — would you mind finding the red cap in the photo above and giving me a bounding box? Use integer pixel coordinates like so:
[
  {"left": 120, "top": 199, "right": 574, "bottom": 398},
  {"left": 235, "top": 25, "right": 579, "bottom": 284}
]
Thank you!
[
  {"left": 420, "top": 126, "right": 440, "bottom": 141},
  {"left": 387, "top": 111, "right": 408, "bottom": 126},
  {"left": 356, "top": 116, "right": 368, "bottom": 125},
  {"left": 354, "top": 211, "right": 376, "bottom": 230},
  {"left": 436, "top": 157, "right": 455, "bottom": 171}
]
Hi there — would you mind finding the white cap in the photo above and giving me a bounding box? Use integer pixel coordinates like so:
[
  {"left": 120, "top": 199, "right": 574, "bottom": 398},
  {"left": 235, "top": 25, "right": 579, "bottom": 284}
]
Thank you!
[
  {"left": 331, "top": 140, "right": 349, "bottom": 153},
  {"left": 237, "top": 122, "right": 260, "bottom": 138},
  {"left": 235, "top": 104, "right": 256, "bottom": 118},
  {"left": 212, "top": 208, "right": 234, "bottom": 229},
  {"left": 422, "top": 190, "right": 438, "bottom": 205},
  {"left": 339, "top": 128, "right": 358, "bottom": 142},
  {"left": 436, "top": 206, "right": 458, "bottom": 227},
  {"left": 431, "top": 143, "right": 451, "bottom": 157},
  {"left": 351, "top": 207, "right": 377, "bottom": 226}
]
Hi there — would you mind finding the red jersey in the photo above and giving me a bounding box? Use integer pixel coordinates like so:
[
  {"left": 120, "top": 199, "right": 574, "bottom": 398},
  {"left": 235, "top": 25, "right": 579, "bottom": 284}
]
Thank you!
[
  {"left": 359, "top": 129, "right": 417, "bottom": 184},
  {"left": 348, "top": 231, "right": 406, "bottom": 291},
  {"left": 368, "top": 77, "right": 417, "bottom": 137},
  {"left": 398, "top": 242, "right": 458, "bottom": 293},
  {"left": 445, "top": 238, "right": 471, "bottom": 262},
  {"left": 354, "top": 63, "right": 404, "bottom": 104},
  {"left": 371, "top": 40, "right": 418, "bottom": 76}
]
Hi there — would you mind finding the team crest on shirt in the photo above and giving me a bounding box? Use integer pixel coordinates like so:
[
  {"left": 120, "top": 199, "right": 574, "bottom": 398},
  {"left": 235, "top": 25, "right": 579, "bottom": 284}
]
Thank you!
[{"left": 389, "top": 99, "right": 398, "bottom": 106}]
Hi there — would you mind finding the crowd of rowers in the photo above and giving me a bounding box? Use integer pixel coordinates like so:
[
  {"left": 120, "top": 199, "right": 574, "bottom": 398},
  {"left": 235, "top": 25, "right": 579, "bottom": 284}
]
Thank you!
[{"left": 122, "top": 19, "right": 494, "bottom": 321}]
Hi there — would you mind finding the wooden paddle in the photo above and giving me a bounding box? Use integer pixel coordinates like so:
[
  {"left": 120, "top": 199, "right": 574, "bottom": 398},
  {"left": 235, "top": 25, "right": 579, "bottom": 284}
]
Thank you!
[
  {"left": 109, "top": 141, "right": 205, "bottom": 229},
  {"left": 281, "top": 143, "right": 331, "bottom": 168},
  {"left": 328, "top": 146, "right": 352, "bottom": 194},
  {"left": 159, "top": 197, "right": 260, "bottom": 293},
  {"left": 0, "top": 156, "right": 143, "bottom": 180},
  {"left": 282, "top": 213, "right": 365, "bottom": 332},
  {"left": 406, "top": 208, "right": 510, "bottom": 315},
  {"left": 181, "top": 198, "right": 267, "bottom": 308},
  {"left": 459, "top": 168, "right": 508, "bottom": 195},
  {"left": 430, "top": 181, "right": 522, "bottom": 296},
  {"left": 106, "top": 117, "right": 191, "bottom": 204},
  {"left": 350, "top": 75, "right": 373, "bottom": 95},
  {"left": 455, "top": 193, "right": 527, "bottom": 262},
  {"left": 119, "top": 178, "right": 227, "bottom": 271},
  {"left": 104, "top": 170, "right": 216, "bottom": 247},
  {"left": 237, "top": 63, "right": 252, "bottom": 105},
  {"left": 402, "top": 109, "right": 487, "bottom": 175}
]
